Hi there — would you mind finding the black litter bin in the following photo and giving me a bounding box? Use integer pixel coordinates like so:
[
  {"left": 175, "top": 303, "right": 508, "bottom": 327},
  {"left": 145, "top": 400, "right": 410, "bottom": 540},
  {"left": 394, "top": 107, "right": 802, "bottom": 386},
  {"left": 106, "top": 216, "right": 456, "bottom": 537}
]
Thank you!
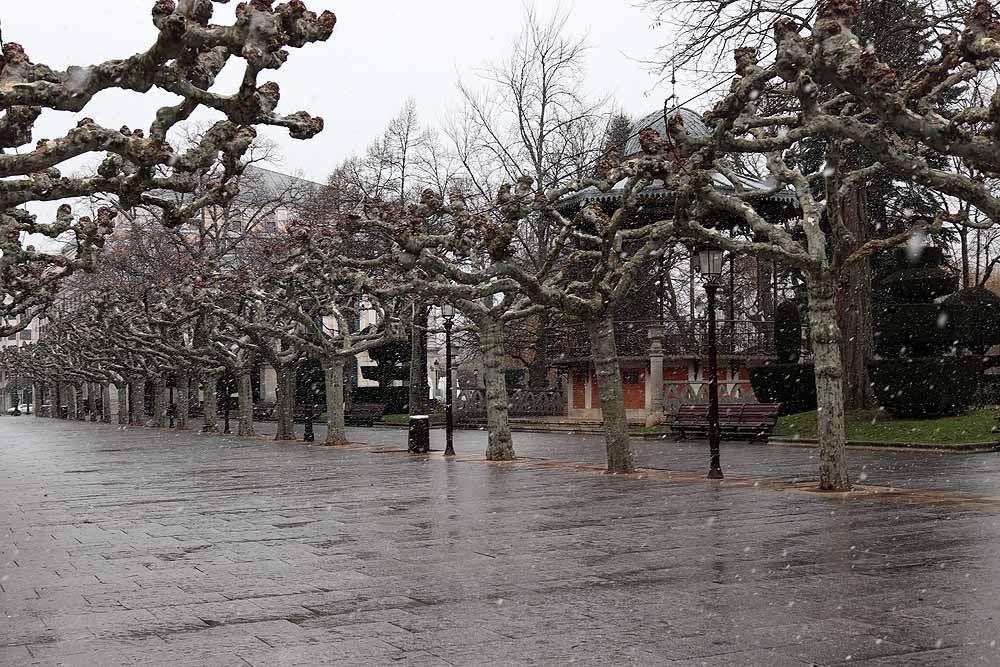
[{"left": 408, "top": 415, "right": 430, "bottom": 453}]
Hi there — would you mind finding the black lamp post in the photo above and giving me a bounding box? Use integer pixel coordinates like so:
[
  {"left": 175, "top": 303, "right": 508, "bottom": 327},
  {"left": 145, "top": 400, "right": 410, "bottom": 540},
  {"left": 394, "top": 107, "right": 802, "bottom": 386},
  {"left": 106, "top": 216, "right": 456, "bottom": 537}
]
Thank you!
[
  {"left": 168, "top": 384, "right": 175, "bottom": 429},
  {"left": 697, "top": 244, "right": 725, "bottom": 480},
  {"left": 442, "top": 303, "right": 455, "bottom": 457},
  {"left": 303, "top": 403, "right": 315, "bottom": 442},
  {"left": 224, "top": 377, "right": 235, "bottom": 434}
]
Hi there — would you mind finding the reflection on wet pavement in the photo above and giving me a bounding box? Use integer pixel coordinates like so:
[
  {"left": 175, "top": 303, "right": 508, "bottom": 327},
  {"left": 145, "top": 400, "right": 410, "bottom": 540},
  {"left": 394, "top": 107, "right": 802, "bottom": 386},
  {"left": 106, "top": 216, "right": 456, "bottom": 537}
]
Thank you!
[{"left": 2, "top": 418, "right": 999, "bottom": 666}]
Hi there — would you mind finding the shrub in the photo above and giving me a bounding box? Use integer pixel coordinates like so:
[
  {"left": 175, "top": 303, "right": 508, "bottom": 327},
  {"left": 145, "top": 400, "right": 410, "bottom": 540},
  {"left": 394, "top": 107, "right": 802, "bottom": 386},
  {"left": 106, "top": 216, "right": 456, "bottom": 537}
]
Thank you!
[
  {"left": 944, "top": 287, "right": 1000, "bottom": 354},
  {"left": 976, "top": 374, "right": 1000, "bottom": 408},
  {"left": 870, "top": 357, "right": 982, "bottom": 418},
  {"left": 749, "top": 364, "right": 817, "bottom": 415},
  {"left": 874, "top": 266, "right": 958, "bottom": 304},
  {"left": 350, "top": 386, "right": 409, "bottom": 414},
  {"left": 774, "top": 301, "right": 802, "bottom": 364},
  {"left": 873, "top": 303, "right": 953, "bottom": 357},
  {"left": 877, "top": 245, "right": 947, "bottom": 275}
]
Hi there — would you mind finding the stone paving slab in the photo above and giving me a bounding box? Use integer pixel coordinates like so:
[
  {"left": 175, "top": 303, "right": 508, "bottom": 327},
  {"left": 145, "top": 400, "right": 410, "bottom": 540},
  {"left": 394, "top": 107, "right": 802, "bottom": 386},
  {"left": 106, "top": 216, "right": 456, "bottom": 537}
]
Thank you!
[{"left": 2, "top": 418, "right": 1000, "bottom": 665}]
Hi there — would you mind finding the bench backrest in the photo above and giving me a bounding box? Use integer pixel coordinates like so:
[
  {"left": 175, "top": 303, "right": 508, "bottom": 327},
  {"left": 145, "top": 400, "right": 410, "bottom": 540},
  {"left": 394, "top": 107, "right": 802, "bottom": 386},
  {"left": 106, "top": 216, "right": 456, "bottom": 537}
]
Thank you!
[{"left": 675, "top": 402, "right": 781, "bottom": 424}]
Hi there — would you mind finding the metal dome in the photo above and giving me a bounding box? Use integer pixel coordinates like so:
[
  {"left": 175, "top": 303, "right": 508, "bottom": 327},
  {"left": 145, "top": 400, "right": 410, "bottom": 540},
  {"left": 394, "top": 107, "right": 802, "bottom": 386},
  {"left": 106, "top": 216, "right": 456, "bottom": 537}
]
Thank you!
[{"left": 622, "top": 107, "right": 711, "bottom": 158}]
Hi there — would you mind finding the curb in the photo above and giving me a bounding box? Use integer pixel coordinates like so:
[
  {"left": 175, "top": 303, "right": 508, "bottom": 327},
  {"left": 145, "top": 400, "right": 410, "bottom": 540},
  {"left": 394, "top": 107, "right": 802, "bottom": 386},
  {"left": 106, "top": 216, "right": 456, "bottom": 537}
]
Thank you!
[{"left": 768, "top": 437, "right": 1000, "bottom": 453}]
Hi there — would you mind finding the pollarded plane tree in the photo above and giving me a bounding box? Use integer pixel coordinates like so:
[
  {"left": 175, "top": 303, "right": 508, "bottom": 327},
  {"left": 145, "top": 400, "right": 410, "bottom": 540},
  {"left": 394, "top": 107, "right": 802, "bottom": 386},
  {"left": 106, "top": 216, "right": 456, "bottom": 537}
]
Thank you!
[
  {"left": 638, "top": 0, "right": 983, "bottom": 410},
  {"left": 353, "top": 175, "right": 655, "bottom": 472},
  {"left": 558, "top": 0, "right": 1000, "bottom": 489},
  {"left": 116, "top": 278, "right": 219, "bottom": 431},
  {"left": 0, "top": 0, "right": 334, "bottom": 336},
  {"left": 202, "top": 294, "right": 261, "bottom": 437},
  {"left": 207, "top": 237, "right": 313, "bottom": 441},
  {"left": 355, "top": 190, "right": 555, "bottom": 462},
  {"left": 5, "top": 298, "right": 143, "bottom": 422},
  {"left": 0, "top": 343, "right": 60, "bottom": 416},
  {"left": 33, "top": 317, "right": 104, "bottom": 421},
  {"left": 260, "top": 224, "right": 406, "bottom": 447},
  {"left": 485, "top": 172, "right": 691, "bottom": 474},
  {"left": 328, "top": 103, "right": 461, "bottom": 415},
  {"left": 9, "top": 306, "right": 87, "bottom": 419},
  {"left": 74, "top": 133, "right": 317, "bottom": 434},
  {"left": 82, "top": 292, "right": 176, "bottom": 426},
  {"left": 55, "top": 215, "right": 207, "bottom": 430}
]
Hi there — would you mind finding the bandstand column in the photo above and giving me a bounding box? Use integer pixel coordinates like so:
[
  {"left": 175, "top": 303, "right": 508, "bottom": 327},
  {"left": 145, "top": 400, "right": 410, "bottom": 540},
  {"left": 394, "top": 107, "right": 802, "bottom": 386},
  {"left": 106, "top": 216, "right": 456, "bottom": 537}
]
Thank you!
[{"left": 647, "top": 324, "right": 665, "bottom": 427}]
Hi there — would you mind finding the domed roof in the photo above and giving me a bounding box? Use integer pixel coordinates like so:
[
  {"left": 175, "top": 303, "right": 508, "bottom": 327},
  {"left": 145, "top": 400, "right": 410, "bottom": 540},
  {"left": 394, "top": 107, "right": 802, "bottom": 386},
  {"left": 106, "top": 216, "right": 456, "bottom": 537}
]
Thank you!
[{"left": 623, "top": 107, "right": 711, "bottom": 158}]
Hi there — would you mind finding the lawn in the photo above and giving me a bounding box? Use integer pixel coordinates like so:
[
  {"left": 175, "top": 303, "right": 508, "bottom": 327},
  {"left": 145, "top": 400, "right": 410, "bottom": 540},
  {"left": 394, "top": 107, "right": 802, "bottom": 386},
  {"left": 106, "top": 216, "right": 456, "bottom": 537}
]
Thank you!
[
  {"left": 629, "top": 425, "right": 672, "bottom": 435},
  {"left": 774, "top": 409, "right": 1000, "bottom": 444},
  {"left": 382, "top": 413, "right": 445, "bottom": 425}
]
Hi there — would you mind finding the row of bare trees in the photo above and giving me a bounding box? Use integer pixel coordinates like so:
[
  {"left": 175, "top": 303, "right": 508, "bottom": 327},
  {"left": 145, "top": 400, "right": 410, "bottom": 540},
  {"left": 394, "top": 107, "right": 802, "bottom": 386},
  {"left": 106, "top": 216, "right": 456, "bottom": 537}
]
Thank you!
[{"left": 4, "top": 1, "right": 1000, "bottom": 493}]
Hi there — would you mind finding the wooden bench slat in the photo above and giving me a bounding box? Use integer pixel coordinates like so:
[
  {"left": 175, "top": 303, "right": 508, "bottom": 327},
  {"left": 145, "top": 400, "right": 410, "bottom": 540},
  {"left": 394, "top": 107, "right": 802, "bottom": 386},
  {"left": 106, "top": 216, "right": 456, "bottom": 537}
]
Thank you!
[{"left": 671, "top": 402, "right": 781, "bottom": 441}]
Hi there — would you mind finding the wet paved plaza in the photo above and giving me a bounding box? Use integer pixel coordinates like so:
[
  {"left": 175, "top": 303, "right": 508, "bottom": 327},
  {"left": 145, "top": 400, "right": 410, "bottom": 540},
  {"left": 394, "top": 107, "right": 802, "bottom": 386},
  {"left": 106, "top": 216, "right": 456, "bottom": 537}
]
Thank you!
[{"left": 3, "top": 418, "right": 1000, "bottom": 666}]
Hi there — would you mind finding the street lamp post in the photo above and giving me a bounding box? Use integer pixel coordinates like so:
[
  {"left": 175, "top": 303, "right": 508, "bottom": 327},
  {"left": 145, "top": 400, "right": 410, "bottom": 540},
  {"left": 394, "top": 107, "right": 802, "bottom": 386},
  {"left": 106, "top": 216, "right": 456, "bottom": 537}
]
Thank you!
[
  {"left": 441, "top": 304, "right": 455, "bottom": 457},
  {"left": 303, "top": 403, "right": 315, "bottom": 442},
  {"left": 168, "top": 384, "right": 175, "bottom": 429},
  {"left": 697, "top": 244, "right": 725, "bottom": 480},
  {"left": 224, "top": 377, "right": 235, "bottom": 435}
]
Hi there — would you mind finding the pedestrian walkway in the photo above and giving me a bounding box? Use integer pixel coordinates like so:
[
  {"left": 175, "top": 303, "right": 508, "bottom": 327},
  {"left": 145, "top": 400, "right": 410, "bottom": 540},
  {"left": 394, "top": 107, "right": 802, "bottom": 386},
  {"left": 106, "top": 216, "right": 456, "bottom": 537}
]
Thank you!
[{"left": 2, "top": 418, "right": 1000, "bottom": 665}]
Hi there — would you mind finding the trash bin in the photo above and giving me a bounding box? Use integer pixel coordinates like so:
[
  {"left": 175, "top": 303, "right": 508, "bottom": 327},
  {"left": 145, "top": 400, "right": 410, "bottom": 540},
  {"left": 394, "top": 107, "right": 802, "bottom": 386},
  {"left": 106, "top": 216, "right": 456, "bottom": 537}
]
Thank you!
[{"left": 408, "top": 415, "right": 430, "bottom": 453}]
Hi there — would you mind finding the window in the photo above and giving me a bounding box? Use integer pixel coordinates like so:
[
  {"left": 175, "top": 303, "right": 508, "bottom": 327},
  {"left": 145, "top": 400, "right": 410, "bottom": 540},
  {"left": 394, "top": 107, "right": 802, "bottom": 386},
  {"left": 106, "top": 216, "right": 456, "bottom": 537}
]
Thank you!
[
  {"left": 623, "top": 370, "right": 641, "bottom": 384},
  {"left": 20, "top": 329, "right": 32, "bottom": 340}
]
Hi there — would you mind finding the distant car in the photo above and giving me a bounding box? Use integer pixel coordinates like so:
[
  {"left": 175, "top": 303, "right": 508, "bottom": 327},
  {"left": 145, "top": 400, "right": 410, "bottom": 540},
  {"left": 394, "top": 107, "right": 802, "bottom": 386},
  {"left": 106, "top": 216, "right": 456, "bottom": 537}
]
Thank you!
[{"left": 18, "top": 404, "right": 29, "bottom": 413}]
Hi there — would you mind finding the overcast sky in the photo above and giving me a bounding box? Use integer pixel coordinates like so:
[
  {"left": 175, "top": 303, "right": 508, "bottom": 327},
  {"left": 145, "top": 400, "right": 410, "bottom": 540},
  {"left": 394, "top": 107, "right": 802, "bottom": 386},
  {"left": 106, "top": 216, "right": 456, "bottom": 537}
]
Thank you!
[{"left": 4, "top": 1, "right": 705, "bottom": 181}]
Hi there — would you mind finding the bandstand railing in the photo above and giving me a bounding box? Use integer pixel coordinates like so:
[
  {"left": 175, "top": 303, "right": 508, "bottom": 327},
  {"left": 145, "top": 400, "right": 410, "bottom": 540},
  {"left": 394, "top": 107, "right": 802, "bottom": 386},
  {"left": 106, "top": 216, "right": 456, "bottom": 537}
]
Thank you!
[{"left": 547, "top": 319, "right": 778, "bottom": 360}]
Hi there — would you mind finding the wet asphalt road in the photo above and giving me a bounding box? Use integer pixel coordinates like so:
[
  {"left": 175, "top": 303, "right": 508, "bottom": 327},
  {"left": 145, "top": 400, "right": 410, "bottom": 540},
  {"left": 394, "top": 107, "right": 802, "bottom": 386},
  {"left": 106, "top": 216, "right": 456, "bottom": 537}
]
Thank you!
[{"left": 2, "top": 417, "right": 1000, "bottom": 666}]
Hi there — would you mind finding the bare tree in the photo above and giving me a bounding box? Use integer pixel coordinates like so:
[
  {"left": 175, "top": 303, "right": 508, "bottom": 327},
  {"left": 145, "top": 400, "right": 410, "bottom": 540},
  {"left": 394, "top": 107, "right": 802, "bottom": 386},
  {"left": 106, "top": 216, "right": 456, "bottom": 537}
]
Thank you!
[{"left": 0, "top": 1, "right": 334, "bottom": 336}]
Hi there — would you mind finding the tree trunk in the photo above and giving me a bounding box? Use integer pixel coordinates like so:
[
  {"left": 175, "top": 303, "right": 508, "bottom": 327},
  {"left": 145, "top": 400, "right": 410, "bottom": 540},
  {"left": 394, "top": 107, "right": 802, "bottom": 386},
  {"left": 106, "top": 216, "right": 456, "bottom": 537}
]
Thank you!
[
  {"left": 88, "top": 383, "right": 97, "bottom": 422},
  {"left": 835, "top": 184, "right": 873, "bottom": 410},
  {"left": 129, "top": 378, "right": 144, "bottom": 426},
  {"left": 480, "top": 316, "right": 515, "bottom": 461},
  {"left": 274, "top": 366, "right": 295, "bottom": 440},
  {"left": 77, "top": 385, "right": 87, "bottom": 420},
  {"left": 57, "top": 383, "right": 67, "bottom": 419},
  {"left": 408, "top": 304, "right": 428, "bottom": 415},
  {"left": 116, "top": 383, "right": 128, "bottom": 424},
  {"left": 175, "top": 372, "right": 190, "bottom": 430},
  {"left": 101, "top": 382, "right": 112, "bottom": 423},
  {"left": 344, "top": 358, "right": 355, "bottom": 412},
  {"left": 588, "top": 315, "right": 635, "bottom": 474},
  {"left": 527, "top": 313, "right": 550, "bottom": 388},
  {"left": 202, "top": 373, "right": 219, "bottom": 433},
  {"left": 33, "top": 382, "right": 41, "bottom": 418},
  {"left": 67, "top": 384, "right": 78, "bottom": 421},
  {"left": 322, "top": 357, "right": 348, "bottom": 446},
  {"left": 807, "top": 271, "right": 851, "bottom": 491},
  {"left": 284, "top": 368, "right": 297, "bottom": 434},
  {"left": 757, "top": 255, "right": 775, "bottom": 320},
  {"left": 237, "top": 369, "right": 255, "bottom": 436},
  {"left": 959, "top": 226, "right": 970, "bottom": 288},
  {"left": 152, "top": 376, "right": 166, "bottom": 428}
]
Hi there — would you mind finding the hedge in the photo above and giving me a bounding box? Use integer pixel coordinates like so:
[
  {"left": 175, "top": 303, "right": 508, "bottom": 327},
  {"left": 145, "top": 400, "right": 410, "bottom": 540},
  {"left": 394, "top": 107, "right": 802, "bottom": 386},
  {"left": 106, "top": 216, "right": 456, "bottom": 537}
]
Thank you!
[
  {"left": 944, "top": 287, "right": 1000, "bottom": 354},
  {"left": 774, "top": 301, "right": 802, "bottom": 364},
  {"left": 874, "top": 266, "right": 958, "bottom": 304},
  {"left": 873, "top": 303, "right": 953, "bottom": 357},
  {"left": 749, "top": 364, "right": 817, "bottom": 416},
  {"left": 350, "top": 386, "right": 409, "bottom": 414},
  {"left": 870, "top": 357, "right": 982, "bottom": 418}
]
